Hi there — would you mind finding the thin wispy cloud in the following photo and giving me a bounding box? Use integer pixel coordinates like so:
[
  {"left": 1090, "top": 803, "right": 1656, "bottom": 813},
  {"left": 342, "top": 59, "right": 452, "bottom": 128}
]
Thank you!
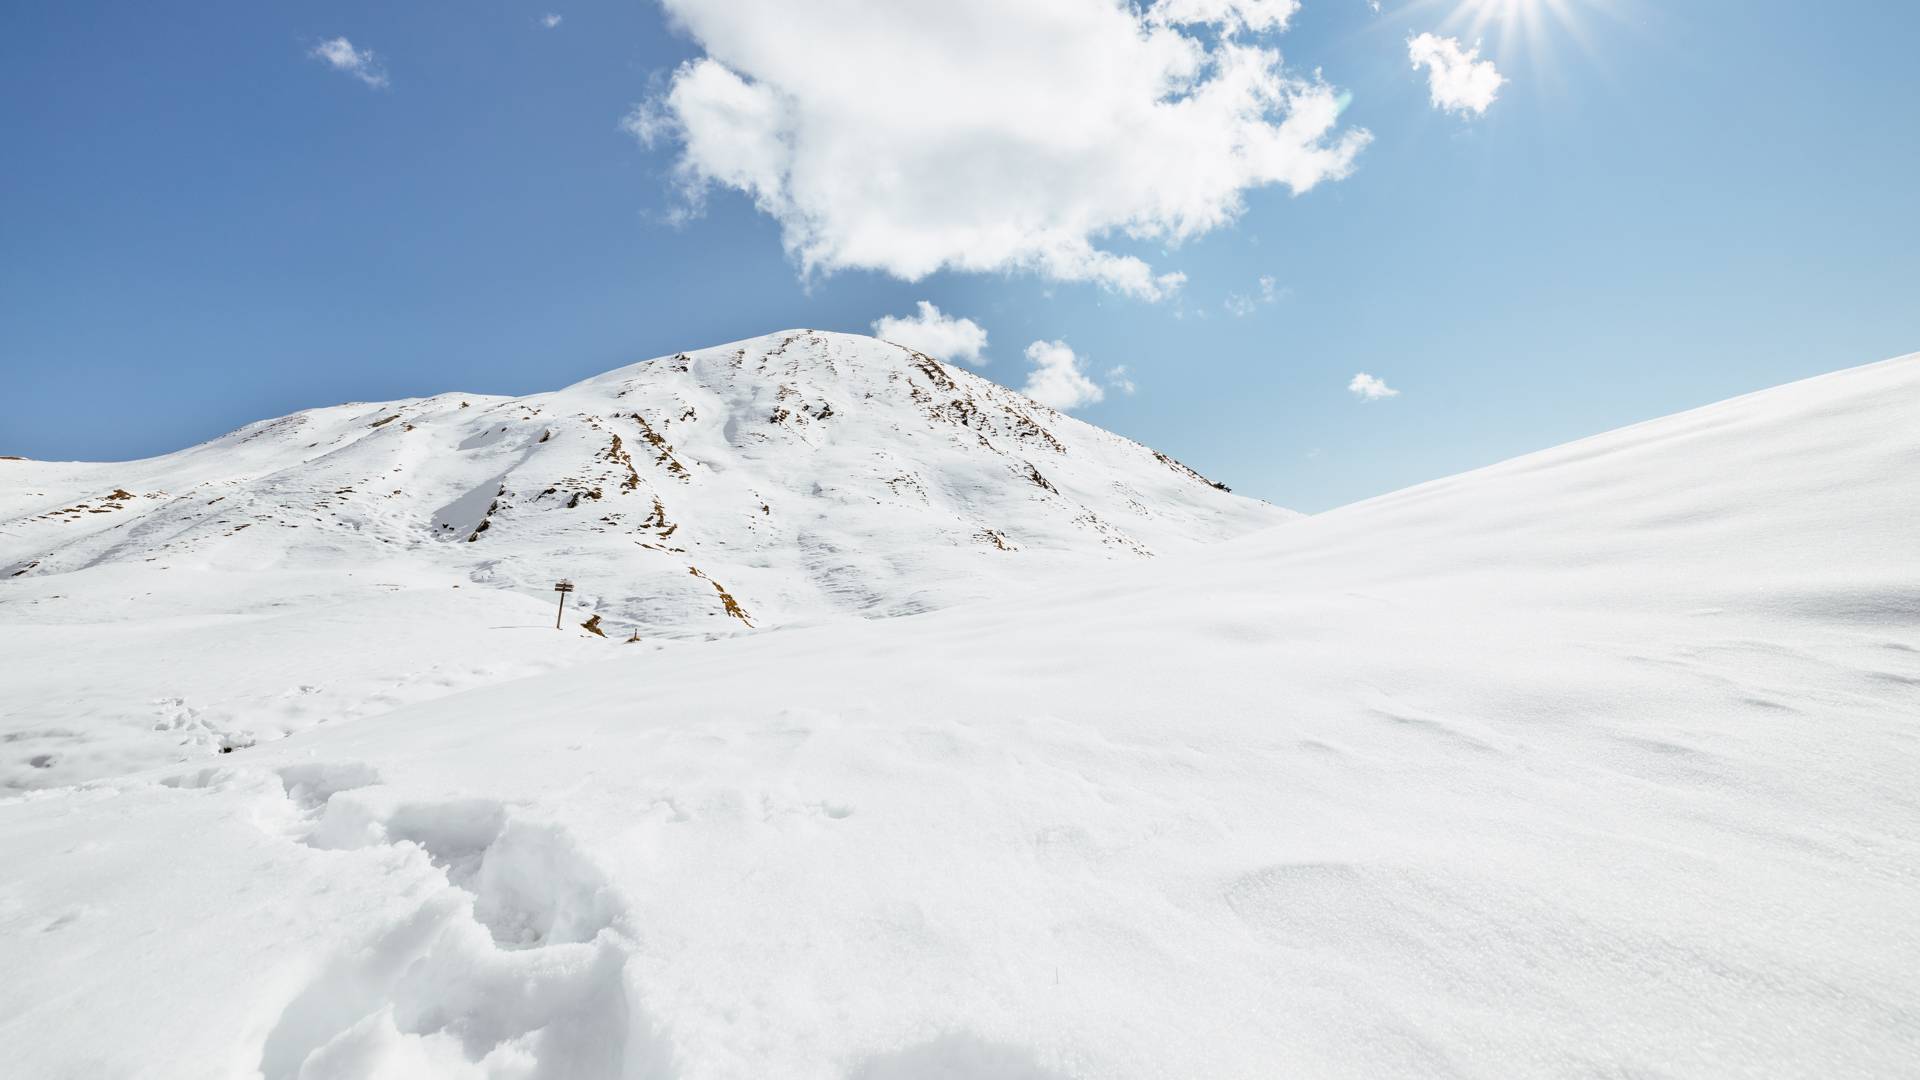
[
  {"left": 310, "top": 37, "right": 387, "bottom": 89},
  {"left": 1225, "top": 274, "right": 1282, "bottom": 316},
  {"left": 871, "top": 301, "right": 990, "bottom": 367},
  {"left": 626, "top": 0, "right": 1369, "bottom": 301},
  {"left": 1349, "top": 372, "right": 1399, "bottom": 401},
  {"left": 1408, "top": 33, "right": 1504, "bottom": 116},
  {"left": 619, "top": 100, "right": 672, "bottom": 147},
  {"left": 541, "top": 13, "right": 564, "bottom": 29},
  {"left": 1023, "top": 340, "right": 1106, "bottom": 411}
]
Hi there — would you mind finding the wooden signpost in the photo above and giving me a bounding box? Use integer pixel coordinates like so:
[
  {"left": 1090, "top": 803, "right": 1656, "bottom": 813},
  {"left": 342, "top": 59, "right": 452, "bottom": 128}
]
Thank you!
[{"left": 553, "top": 579, "right": 574, "bottom": 629}]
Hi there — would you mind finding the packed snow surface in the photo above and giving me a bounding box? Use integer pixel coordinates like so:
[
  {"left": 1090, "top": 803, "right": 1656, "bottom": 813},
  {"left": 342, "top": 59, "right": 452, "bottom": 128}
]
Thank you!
[{"left": 2, "top": 348, "right": 1917, "bottom": 1078}]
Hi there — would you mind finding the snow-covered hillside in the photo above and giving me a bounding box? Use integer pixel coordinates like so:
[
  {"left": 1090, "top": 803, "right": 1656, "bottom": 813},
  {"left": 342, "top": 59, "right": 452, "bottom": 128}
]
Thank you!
[
  {"left": 0, "top": 330, "right": 1282, "bottom": 789},
  {"left": 3, "top": 352, "right": 1916, "bottom": 1078}
]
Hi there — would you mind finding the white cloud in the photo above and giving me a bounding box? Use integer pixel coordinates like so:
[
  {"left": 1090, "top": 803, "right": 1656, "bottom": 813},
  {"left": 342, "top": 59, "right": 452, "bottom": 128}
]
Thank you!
[
  {"left": 631, "top": 0, "right": 1370, "bottom": 300},
  {"left": 1225, "top": 273, "right": 1282, "bottom": 316},
  {"left": 619, "top": 100, "right": 671, "bottom": 146},
  {"left": 1348, "top": 372, "right": 1399, "bottom": 401},
  {"left": 1106, "top": 365, "right": 1138, "bottom": 396},
  {"left": 1408, "top": 33, "right": 1504, "bottom": 116},
  {"left": 1023, "top": 340, "right": 1105, "bottom": 411},
  {"left": 871, "top": 301, "right": 990, "bottom": 367},
  {"left": 310, "top": 37, "right": 387, "bottom": 89},
  {"left": 1153, "top": 0, "right": 1300, "bottom": 33},
  {"left": 541, "top": 13, "right": 564, "bottom": 29}
]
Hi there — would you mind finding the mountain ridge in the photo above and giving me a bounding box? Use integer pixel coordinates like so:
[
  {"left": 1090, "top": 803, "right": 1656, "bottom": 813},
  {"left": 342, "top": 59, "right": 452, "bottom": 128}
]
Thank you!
[
  {"left": 0, "top": 329, "right": 1287, "bottom": 788},
  {"left": 2, "top": 330, "right": 1284, "bottom": 628}
]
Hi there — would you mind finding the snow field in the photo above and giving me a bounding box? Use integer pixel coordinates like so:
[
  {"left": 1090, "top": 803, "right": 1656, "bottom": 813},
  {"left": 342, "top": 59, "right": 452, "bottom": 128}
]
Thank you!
[{"left": 1, "top": 349, "right": 1916, "bottom": 1077}]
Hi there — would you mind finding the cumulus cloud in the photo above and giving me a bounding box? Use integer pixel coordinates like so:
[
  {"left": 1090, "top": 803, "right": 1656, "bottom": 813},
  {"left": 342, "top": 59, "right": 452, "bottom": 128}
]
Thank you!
[
  {"left": 1408, "top": 33, "right": 1504, "bottom": 116},
  {"left": 1023, "top": 340, "right": 1105, "bottom": 411},
  {"left": 1106, "top": 365, "right": 1138, "bottom": 396},
  {"left": 1348, "top": 372, "right": 1399, "bottom": 401},
  {"left": 630, "top": 0, "right": 1370, "bottom": 299},
  {"left": 310, "top": 37, "right": 387, "bottom": 89},
  {"left": 1153, "top": 0, "right": 1301, "bottom": 33},
  {"left": 871, "top": 301, "right": 990, "bottom": 367},
  {"left": 541, "top": 13, "right": 564, "bottom": 29}
]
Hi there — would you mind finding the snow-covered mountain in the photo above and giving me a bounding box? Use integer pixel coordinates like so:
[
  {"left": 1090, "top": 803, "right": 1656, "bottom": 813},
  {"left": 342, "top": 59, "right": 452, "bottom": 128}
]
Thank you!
[
  {"left": 0, "top": 330, "right": 1284, "bottom": 789},
  {"left": 4, "top": 351, "right": 1915, "bottom": 1079},
  {"left": 3, "top": 329, "right": 1278, "bottom": 626}
]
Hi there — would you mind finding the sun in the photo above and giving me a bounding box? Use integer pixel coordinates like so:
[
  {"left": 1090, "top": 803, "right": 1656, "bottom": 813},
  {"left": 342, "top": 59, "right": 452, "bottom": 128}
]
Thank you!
[
  {"left": 1399, "top": 0, "right": 1626, "bottom": 89},
  {"left": 1453, "top": 0, "right": 1571, "bottom": 39}
]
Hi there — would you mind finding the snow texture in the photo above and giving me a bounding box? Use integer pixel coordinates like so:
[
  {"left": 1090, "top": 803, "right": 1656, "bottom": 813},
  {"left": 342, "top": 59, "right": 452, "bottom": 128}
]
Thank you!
[{"left": 1, "top": 342, "right": 1916, "bottom": 1078}]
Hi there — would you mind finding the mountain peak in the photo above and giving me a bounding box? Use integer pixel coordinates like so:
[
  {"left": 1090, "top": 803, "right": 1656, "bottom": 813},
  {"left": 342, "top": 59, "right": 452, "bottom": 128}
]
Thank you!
[
  {"left": 0, "top": 327, "right": 1290, "bottom": 786},
  {"left": 3, "top": 328, "right": 1286, "bottom": 640}
]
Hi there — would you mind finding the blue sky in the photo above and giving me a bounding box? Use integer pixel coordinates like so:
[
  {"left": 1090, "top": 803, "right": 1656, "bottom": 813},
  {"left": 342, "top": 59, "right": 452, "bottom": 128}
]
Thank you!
[{"left": 3, "top": 0, "right": 1915, "bottom": 511}]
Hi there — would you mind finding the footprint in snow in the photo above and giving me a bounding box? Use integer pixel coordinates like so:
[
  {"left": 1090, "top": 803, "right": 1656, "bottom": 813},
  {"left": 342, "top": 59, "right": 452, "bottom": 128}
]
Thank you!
[{"left": 252, "top": 762, "right": 656, "bottom": 1078}]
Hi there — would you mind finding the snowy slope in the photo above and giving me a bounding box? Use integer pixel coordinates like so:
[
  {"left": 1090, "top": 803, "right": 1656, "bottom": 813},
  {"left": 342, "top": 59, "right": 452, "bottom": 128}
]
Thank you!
[
  {"left": 3, "top": 352, "right": 1917, "bottom": 1078},
  {"left": 0, "top": 330, "right": 1284, "bottom": 789}
]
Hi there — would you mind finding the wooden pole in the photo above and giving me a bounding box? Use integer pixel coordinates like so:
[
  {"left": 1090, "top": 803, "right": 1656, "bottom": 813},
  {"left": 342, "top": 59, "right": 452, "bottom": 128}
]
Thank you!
[{"left": 553, "top": 580, "right": 574, "bottom": 629}]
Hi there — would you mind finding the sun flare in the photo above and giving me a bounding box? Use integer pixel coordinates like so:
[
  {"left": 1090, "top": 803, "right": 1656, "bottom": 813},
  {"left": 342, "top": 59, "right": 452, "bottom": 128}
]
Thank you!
[{"left": 1403, "top": 0, "right": 1624, "bottom": 87}]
